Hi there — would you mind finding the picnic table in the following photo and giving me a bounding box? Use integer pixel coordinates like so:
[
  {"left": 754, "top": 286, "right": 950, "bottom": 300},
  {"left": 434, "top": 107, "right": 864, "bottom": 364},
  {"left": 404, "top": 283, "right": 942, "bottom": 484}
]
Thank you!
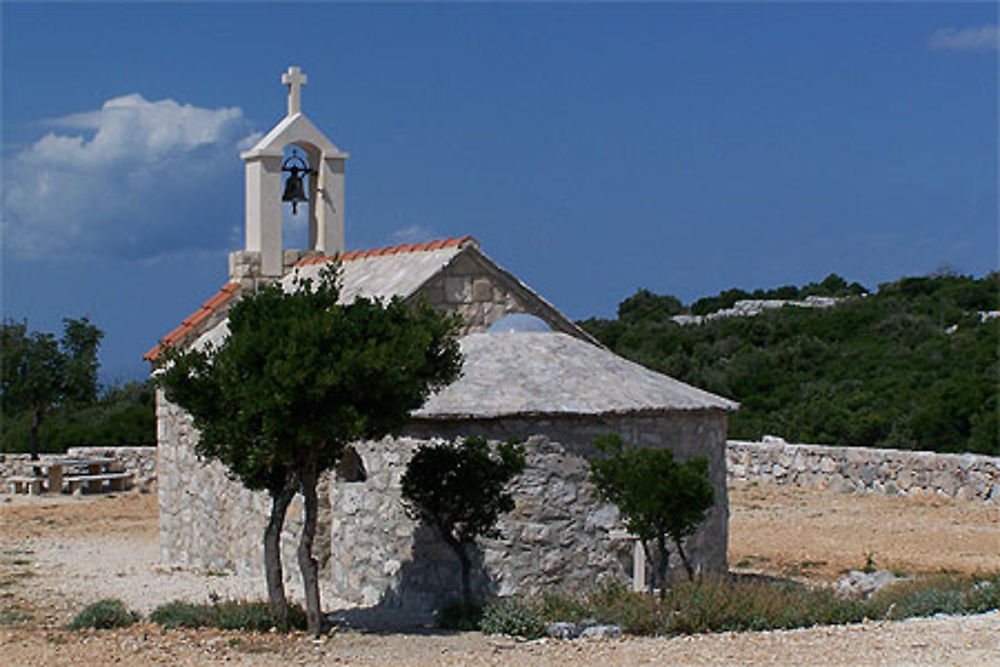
[{"left": 7, "top": 457, "right": 132, "bottom": 495}]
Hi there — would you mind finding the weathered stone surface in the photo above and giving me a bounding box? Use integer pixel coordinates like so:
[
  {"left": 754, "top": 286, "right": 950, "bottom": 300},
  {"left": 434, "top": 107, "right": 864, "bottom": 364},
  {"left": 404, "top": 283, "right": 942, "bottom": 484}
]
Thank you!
[
  {"left": 158, "top": 395, "right": 730, "bottom": 615},
  {"left": 727, "top": 440, "right": 998, "bottom": 504}
]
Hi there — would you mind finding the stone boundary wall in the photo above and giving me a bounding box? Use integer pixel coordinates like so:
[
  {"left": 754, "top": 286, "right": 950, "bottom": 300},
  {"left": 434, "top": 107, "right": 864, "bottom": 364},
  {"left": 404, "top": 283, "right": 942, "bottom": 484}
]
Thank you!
[{"left": 727, "top": 439, "right": 999, "bottom": 504}]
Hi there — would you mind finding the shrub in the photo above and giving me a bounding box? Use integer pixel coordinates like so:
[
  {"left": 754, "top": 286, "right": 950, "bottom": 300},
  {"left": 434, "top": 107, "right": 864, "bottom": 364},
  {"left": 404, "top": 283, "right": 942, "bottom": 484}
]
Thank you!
[
  {"left": 150, "top": 600, "right": 306, "bottom": 632},
  {"left": 435, "top": 600, "right": 483, "bottom": 631},
  {"left": 868, "top": 573, "right": 1000, "bottom": 620},
  {"left": 664, "top": 577, "right": 863, "bottom": 634},
  {"left": 480, "top": 598, "right": 546, "bottom": 638},
  {"left": 68, "top": 598, "right": 140, "bottom": 630},
  {"left": 586, "top": 582, "right": 659, "bottom": 635}
]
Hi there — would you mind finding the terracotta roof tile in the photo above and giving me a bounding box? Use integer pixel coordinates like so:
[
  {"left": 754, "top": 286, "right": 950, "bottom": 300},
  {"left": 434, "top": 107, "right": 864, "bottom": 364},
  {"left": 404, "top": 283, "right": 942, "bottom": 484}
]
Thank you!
[
  {"left": 293, "top": 236, "right": 476, "bottom": 268},
  {"left": 147, "top": 237, "right": 477, "bottom": 364},
  {"left": 143, "top": 282, "right": 240, "bottom": 362}
]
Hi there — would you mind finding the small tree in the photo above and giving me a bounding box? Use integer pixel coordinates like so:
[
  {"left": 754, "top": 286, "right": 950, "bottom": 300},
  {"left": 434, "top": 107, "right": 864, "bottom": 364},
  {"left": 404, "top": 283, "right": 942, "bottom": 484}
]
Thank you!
[
  {"left": 157, "top": 266, "right": 461, "bottom": 635},
  {"left": 1, "top": 317, "right": 103, "bottom": 459},
  {"left": 589, "top": 433, "right": 714, "bottom": 595},
  {"left": 400, "top": 436, "right": 526, "bottom": 606}
]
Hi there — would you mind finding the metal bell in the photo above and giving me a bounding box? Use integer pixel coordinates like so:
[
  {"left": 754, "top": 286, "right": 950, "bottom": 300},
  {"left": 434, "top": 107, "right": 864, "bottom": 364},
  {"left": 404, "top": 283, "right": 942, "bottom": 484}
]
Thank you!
[{"left": 281, "top": 170, "right": 308, "bottom": 214}]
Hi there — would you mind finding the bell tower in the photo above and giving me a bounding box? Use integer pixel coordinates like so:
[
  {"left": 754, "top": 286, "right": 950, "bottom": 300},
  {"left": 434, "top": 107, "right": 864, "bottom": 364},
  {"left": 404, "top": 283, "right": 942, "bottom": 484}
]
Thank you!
[{"left": 231, "top": 66, "right": 348, "bottom": 285}]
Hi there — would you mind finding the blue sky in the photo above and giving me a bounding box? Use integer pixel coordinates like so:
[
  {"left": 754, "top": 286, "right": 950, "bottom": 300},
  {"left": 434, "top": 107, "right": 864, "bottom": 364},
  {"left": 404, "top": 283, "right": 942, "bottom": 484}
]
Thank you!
[{"left": 2, "top": 3, "right": 997, "bottom": 385}]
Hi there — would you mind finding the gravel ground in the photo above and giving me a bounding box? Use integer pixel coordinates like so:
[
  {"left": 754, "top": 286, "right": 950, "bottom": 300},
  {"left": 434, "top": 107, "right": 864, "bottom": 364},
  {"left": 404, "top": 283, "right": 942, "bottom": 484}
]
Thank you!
[{"left": 1, "top": 485, "right": 998, "bottom": 665}]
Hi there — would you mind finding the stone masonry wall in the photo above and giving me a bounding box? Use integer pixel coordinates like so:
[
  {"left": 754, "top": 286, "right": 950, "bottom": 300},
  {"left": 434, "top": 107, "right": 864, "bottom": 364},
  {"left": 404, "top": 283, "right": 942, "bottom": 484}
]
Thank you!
[
  {"left": 727, "top": 438, "right": 999, "bottom": 503},
  {"left": 157, "top": 389, "right": 729, "bottom": 613},
  {"left": 417, "top": 250, "right": 587, "bottom": 340}
]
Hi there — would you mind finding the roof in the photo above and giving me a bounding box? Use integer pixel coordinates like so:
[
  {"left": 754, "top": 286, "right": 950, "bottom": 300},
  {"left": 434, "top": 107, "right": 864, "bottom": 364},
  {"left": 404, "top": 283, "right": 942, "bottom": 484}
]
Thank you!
[
  {"left": 290, "top": 236, "right": 475, "bottom": 302},
  {"left": 143, "top": 237, "right": 477, "bottom": 362},
  {"left": 413, "top": 331, "right": 739, "bottom": 419},
  {"left": 143, "top": 283, "right": 239, "bottom": 361}
]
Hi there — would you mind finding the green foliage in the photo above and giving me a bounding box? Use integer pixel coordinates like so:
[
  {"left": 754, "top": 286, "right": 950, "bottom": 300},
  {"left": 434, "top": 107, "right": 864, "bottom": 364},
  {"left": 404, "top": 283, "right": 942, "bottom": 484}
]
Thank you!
[
  {"left": 867, "top": 572, "right": 1000, "bottom": 619},
  {"left": 2, "top": 380, "right": 156, "bottom": 453},
  {"left": 480, "top": 598, "right": 546, "bottom": 638},
  {"left": 434, "top": 600, "right": 484, "bottom": 631},
  {"left": 157, "top": 264, "right": 462, "bottom": 634},
  {"left": 159, "top": 265, "right": 462, "bottom": 495},
  {"left": 150, "top": 600, "right": 306, "bottom": 632},
  {"left": 580, "top": 272, "right": 999, "bottom": 455},
  {"left": 480, "top": 572, "right": 1000, "bottom": 638},
  {"left": 401, "top": 436, "right": 526, "bottom": 545},
  {"left": 1, "top": 317, "right": 104, "bottom": 457},
  {"left": 68, "top": 598, "right": 140, "bottom": 630},
  {"left": 590, "top": 433, "right": 714, "bottom": 584},
  {"left": 401, "top": 435, "right": 525, "bottom": 605}
]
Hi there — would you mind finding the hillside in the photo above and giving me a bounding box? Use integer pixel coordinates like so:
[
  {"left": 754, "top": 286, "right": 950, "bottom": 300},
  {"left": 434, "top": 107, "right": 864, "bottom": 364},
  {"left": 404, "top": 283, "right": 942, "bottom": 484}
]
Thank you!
[{"left": 580, "top": 272, "right": 999, "bottom": 455}]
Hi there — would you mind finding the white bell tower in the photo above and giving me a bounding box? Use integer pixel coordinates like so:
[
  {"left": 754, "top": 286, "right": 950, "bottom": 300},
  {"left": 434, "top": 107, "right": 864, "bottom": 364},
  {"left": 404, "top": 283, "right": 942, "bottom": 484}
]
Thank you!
[{"left": 231, "top": 66, "right": 348, "bottom": 283}]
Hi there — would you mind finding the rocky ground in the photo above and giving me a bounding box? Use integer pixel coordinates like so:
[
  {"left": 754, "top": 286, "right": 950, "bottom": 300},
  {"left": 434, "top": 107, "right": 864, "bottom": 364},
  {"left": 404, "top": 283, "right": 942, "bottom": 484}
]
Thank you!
[{"left": 1, "top": 483, "right": 998, "bottom": 665}]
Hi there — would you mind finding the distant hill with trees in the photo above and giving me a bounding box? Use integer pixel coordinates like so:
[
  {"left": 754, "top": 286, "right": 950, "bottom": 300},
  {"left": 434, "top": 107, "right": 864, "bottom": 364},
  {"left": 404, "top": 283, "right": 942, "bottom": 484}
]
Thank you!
[{"left": 580, "top": 272, "right": 998, "bottom": 456}]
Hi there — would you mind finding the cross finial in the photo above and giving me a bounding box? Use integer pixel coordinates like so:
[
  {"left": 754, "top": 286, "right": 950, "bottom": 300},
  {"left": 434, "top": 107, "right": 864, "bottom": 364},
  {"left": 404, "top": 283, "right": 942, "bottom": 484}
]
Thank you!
[{"left": 282, "top": 66, "right": 307, "bottom": 116}]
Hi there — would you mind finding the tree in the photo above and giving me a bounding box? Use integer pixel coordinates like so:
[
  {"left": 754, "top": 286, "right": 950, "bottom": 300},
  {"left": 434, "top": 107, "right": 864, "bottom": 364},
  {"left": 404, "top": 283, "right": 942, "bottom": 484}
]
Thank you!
[
  {"left": 400, "top": 436, "right": 525, "bottom": 607},
  {"left": 589, "top": 433, "right": 714, "bottom": 595},
  {"left": 157, "top": 266, "right": 462, "bottom": 636},
  {"left": 1, "top": 318, "right": 104, "bottom": 459}
]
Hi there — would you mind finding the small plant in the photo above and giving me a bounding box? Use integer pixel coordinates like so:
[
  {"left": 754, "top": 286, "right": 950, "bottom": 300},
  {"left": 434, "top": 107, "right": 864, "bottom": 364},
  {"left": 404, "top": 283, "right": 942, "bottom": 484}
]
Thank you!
[
  {"left": 862, "top": 551, "right": 876, "bottom": 574},
  {"left": 435, "top": 600, "right": 483, "bottom": 631},
  {"left": 480, "top": 598, "right": 546, "bottom": 638},
  {"left": 150, "top": 599, "right": 306, "bottom": 632},
  {"left": 68, "top": 598, "right": 140, "bottom": 630}
]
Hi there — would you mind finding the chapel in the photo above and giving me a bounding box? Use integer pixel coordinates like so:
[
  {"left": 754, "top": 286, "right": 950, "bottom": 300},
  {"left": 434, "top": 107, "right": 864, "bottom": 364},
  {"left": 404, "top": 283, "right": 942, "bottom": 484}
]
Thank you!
[{"left": 147, "top": 67, "right": 737, "bottom": 612}]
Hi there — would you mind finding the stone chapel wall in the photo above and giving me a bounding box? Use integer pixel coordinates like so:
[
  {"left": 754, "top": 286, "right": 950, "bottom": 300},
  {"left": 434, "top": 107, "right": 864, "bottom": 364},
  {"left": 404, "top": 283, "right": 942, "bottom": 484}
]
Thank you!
[
  {"left": 157, "top": 388, "right": 729, "bottom": 614},
  {"left": 416, "top": 250, "right": 586, "bottom": 339}
]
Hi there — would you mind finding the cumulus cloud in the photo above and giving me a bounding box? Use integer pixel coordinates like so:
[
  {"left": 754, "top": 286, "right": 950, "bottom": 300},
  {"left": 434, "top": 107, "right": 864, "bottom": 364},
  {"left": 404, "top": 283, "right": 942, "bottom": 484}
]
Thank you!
[
  {"left": 2, "top": 94, "right": 260, "bottom": 260},
  {"left": 928, "top": 23, "right": 999, "bottom": 52}
]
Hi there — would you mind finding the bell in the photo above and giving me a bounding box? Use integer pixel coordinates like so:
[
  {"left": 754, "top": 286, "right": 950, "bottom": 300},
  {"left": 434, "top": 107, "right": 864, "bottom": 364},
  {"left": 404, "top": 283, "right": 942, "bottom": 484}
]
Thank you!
[{"left": 281, "top": 170, "right": 308, "bottom": 214}]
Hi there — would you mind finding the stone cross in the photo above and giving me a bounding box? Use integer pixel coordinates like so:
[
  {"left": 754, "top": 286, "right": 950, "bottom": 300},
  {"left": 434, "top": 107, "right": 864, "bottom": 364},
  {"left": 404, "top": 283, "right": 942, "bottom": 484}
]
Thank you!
[{"left": 282, "top": 66, "right": 307, "bottom": 116}]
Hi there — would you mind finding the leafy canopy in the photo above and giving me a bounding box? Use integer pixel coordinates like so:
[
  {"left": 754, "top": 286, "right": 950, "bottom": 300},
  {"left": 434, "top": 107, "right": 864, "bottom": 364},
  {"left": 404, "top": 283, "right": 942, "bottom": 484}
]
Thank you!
[
  {"left": 159, "top": 266, "right": 463, "bottom": 494},
  {"left": 590, "top": 433, "right": 714, "bottom": 549},
  {"left": 581, "top": 272, "right": 999, "bottom": 455},
  {"left": 401, "top": 436, "right": 526, "bottom": 545}
]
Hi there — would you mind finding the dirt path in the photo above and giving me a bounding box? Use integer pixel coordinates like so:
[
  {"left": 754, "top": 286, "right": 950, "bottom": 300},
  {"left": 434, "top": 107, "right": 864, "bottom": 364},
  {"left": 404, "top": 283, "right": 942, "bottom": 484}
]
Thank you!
[{"left": 2, "top": 485, "right": 998, "bottom": 665}]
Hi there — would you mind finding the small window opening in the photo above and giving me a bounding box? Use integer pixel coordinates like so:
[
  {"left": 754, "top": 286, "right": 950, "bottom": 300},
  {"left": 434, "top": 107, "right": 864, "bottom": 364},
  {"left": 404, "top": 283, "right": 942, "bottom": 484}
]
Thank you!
[{"left": 336, "top": 446, "right": 367, "bottom": 483}]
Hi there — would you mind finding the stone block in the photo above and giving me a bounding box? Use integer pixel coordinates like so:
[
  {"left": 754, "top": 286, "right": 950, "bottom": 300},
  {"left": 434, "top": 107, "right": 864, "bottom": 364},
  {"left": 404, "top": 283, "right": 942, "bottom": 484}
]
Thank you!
[{"left": 444, "top": 277, "right": 471, "bottom": 302}]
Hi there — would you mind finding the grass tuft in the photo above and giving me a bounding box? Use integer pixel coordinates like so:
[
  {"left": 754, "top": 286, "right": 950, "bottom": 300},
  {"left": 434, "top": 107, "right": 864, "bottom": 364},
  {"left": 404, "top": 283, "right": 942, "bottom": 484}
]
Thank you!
[{"left": 68, "top": 598, "right": 140, "bottom": 630}]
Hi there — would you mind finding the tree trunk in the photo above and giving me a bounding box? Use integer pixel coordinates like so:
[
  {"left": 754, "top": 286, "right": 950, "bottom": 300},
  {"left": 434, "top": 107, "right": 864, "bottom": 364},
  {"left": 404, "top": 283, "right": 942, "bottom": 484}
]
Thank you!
[
  {"left": 30, "top": 408, "right": 42, "bottom": 461},
  {"left": 674, "top": 535, "right": 695, "bottom": 580},
  {"left": 298, "top": 467, "right": 323, "bottom": 636},
  {"left": 654, "top": 534, "right": 671, "bottom": 601},
  {"left": 264, "top": 482, "right": 296, "bottom": 624},
  {"left": 441, "top": 530, "right": 473, "bottom": 606}
]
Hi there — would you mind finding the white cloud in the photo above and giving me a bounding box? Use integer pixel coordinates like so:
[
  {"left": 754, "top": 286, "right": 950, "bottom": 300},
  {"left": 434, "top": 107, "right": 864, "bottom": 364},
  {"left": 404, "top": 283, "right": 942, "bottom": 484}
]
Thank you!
[
  {"left": 2, "top": 94, "right": 257, "bottom": 260},
  {"left": 928, "top": 24, "right": 999, "bottom": 52},
  {"left": 389, "top": 224, "right": 434, "bottom": 244}
]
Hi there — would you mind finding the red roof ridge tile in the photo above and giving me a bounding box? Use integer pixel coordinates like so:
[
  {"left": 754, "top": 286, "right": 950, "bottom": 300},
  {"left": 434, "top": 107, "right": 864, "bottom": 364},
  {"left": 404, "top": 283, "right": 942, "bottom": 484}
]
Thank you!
[
  {"left": 143, "top": 281, "right": 240, "bottom": 363},
  {"left": 292, "top": 236, "right": 477, "bottom": 268}
]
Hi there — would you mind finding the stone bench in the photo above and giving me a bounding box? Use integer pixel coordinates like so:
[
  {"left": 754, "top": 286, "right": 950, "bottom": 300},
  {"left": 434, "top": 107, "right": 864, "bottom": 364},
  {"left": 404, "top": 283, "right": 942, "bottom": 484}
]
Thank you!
[
  {"left": 6, "top": 475, "right": 45, "bottom": 495},
  {"left": 63, "top": 472, "right": 133, "bottom": 493}
]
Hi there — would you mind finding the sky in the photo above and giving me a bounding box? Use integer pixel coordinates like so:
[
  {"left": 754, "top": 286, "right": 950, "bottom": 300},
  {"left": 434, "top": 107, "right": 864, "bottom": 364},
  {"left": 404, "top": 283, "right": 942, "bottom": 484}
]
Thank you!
[{"left": 2, "top": 3, "right": 997, "bottom": 385}]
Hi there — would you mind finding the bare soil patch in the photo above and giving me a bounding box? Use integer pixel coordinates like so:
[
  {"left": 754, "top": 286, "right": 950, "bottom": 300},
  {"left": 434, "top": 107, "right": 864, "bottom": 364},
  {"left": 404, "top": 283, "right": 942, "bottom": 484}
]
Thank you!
[{"left": 1, "top": 484, "right": 998, "bottom": 665}]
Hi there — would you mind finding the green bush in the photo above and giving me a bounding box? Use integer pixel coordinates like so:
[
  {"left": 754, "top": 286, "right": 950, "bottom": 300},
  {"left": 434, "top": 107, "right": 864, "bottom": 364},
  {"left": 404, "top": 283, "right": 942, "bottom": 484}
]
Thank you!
[
  {"left": 478, "top": 572, "right": 1000, "bottom": 639},
  {"left": 586, "top": 582, "right": 659, "bottom": 634},
  {"left": 435, "top": 600, "right": 483, "bottom": 631},
  {"left": 68, "top": 598, "right": 140, "bottom": 630},
  {"left": 150, "top": 599, "right": 306, "bottom": 632},
  {"left": 868, "top": 573, "right": 1000, "bottom": 620},
  {"left": 480, "top": 598, "right": 546, "bottom": 638}
]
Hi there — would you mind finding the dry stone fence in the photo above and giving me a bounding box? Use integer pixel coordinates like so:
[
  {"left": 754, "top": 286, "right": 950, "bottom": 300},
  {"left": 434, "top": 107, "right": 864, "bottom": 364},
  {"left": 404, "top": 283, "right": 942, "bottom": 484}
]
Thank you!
[{"left": 728, "top": 438, "right": 999, "bottom": 504}]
